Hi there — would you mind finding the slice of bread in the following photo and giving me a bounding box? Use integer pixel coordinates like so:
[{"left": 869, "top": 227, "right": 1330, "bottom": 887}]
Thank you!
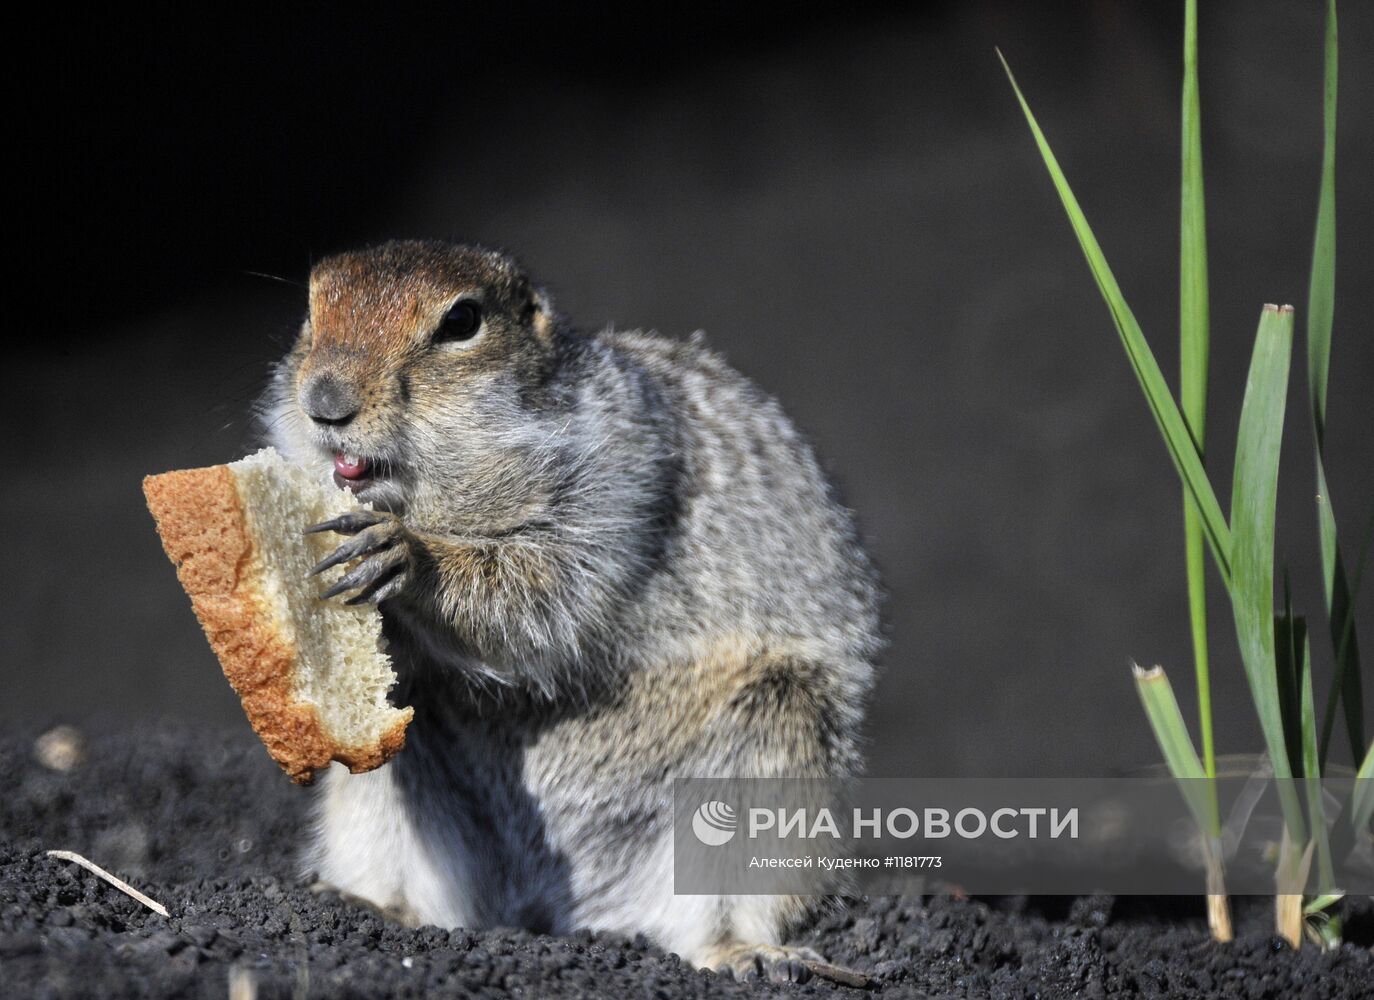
[{"left": 143, "top": 447, "right": 412, "bottom": 783}]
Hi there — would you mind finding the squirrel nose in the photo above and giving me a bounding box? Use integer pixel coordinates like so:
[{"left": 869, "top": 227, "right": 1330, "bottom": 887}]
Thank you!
[{"left": 303, "top": 375, "right": 360, "bottom": 426}]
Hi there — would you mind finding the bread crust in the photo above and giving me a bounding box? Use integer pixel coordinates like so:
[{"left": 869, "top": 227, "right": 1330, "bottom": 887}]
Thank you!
[{"left": 143, "top": 465, "right": 410, "bottom": 783}]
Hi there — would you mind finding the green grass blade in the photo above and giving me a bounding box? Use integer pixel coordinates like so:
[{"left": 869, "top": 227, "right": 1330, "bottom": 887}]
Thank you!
[
  {"left": 1133, "top": 664, "right": 1214, "bottom": 833},
  {"left": 1353, "top": 740, "right": 1374, "bottom": 834},
  {"left": 1278, "top": 586, "right": 1335, "bottom": 891},
  {"left": 1179, "top": 0, "right": 1216, "bottom": 788},
  {"left": 1308, "top": 0, "right": 1337, "bottom": 445},
  {"left": 1318, "top": 485, "right": 1366, "bottom": 765},
  {"left": 1230, "top": 304, "right": 1305, "bottom": 840},
  {"left": 999, "top": 50, "right": 1232, "bottom": 588},
  {"left": 1305, "top": 892, "right": 1345, "bottom": 915},
  {"left": 1332, "top": 508, "right": 1374, "bottom": 685},
  {"left": 1298, "top": 622, "right": 1336, "bottom": 892},
  {"left": 1307, "top": 0, "right": 1366, "bottom": 767},
  {"left": 1276, "top": 576, "right": 1305, "bottom": 781},
  {"left": 1180, "top": 0, "right": 1209, "bottom": 451},
  {"left": 1324, "top": 510, "right": 1374, "bottom": 764}
]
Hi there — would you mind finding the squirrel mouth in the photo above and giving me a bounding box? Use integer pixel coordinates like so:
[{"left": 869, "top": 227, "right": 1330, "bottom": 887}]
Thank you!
[
  {"left": 329, "top": 451, "right": 403, "bottom": 506},
  {"left": 332, "top": 452, "right": 375, "bottom": 493}
]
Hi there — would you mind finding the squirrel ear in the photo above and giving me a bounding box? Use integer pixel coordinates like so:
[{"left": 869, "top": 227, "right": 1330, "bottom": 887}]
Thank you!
[{"left": 528, "top": 287, "right": 557, "bottom": 343}]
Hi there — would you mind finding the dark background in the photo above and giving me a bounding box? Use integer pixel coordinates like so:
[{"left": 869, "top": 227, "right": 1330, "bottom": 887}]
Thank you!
[{"left": 8, "top": 0, "right": 1371, "bottom": 778}]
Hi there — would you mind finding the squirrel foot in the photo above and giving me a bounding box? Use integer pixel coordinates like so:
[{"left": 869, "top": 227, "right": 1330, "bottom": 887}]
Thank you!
[
  {"left": 308, "top": 880, "right": 421, "bottom": 926},
  {"left": 701, "top": 942, "right": 824, "bottom": 984}
]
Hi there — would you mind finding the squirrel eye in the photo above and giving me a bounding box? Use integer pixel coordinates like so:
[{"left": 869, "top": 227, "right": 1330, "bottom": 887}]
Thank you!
[{"left": 435, "top": 300, "right": 482, "bottom": 343}]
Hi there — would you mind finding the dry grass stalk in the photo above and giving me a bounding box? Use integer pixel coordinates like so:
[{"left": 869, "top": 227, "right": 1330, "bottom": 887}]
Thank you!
[{"left": 45, "top": 849, "right": 170, "bottom": 918}]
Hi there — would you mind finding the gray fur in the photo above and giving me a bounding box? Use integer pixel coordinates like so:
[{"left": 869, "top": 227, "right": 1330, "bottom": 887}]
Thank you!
[{"left": 260, "top": 240, "right": 882, "bottom": 981}]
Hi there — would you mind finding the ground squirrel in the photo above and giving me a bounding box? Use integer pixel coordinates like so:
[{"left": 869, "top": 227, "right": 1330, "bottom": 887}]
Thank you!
[{"left": 261, "top": 240, "right": 882, "bottom": 982}]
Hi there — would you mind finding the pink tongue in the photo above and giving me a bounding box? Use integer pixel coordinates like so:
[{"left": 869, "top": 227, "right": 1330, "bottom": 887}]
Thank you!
[{"left": 334, "top": 452, "right": 371, "bottom": 480}]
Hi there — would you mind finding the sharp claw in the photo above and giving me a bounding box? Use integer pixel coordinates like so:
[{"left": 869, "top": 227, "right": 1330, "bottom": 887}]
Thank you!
[
  {"left": 309, "top": 528, "right": 397, "bottom": 576},
  {"left": 310, "top": 554, "right": 341, "bottom": 577},
  {"left": 304, "top": 512, "right": 385, "bottom": 536},
  {"left": 320, "top": 576, "right": 357, "bottom": 600},
  {"left": 343, "top": 563, "right": 406, "bottom": 605},
  {"left": 319, "top": 546, "right": 407, "bottom": 601}
]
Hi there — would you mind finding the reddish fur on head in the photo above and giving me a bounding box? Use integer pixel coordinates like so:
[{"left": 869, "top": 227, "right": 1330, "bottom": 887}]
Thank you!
[
  {"left": 272, "top": 240, "right": 572, "bottom": 535},
  {"left": 306, "top": 240, "right": 543, "bottom": 353},
  {"left": 290, "top": 241, "right": 562, "bottom": 438}
]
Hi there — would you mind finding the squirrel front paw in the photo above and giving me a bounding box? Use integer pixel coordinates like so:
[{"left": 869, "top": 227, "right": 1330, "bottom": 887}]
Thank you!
[{"left": 306, "top": 510, "right": 414, "bottom": 605}]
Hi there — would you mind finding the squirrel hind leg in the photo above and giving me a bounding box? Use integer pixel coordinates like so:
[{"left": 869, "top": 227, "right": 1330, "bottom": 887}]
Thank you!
[{"left": 698, "top": 941, "right": 824, "bottom": 984}]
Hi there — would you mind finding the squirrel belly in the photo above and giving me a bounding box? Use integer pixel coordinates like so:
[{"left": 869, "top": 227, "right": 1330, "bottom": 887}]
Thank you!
[{"left": 263, "top": 241, "right": 882, "bottom": 980}]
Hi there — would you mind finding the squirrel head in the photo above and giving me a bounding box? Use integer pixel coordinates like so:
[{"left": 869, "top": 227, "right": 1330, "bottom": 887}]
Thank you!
[{"left": 276, "top": 240, "right": 571, "bottom": 530}]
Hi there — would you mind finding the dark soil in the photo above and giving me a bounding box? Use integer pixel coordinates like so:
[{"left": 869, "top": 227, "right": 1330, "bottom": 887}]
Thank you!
[{"left": 2, "top": 725, "right": 1371, "bottom": 999}]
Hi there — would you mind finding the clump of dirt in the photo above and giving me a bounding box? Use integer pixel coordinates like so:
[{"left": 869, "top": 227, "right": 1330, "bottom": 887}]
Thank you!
[{"left": 2, "top": 724, "right": 1370, "bottom": 999}]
